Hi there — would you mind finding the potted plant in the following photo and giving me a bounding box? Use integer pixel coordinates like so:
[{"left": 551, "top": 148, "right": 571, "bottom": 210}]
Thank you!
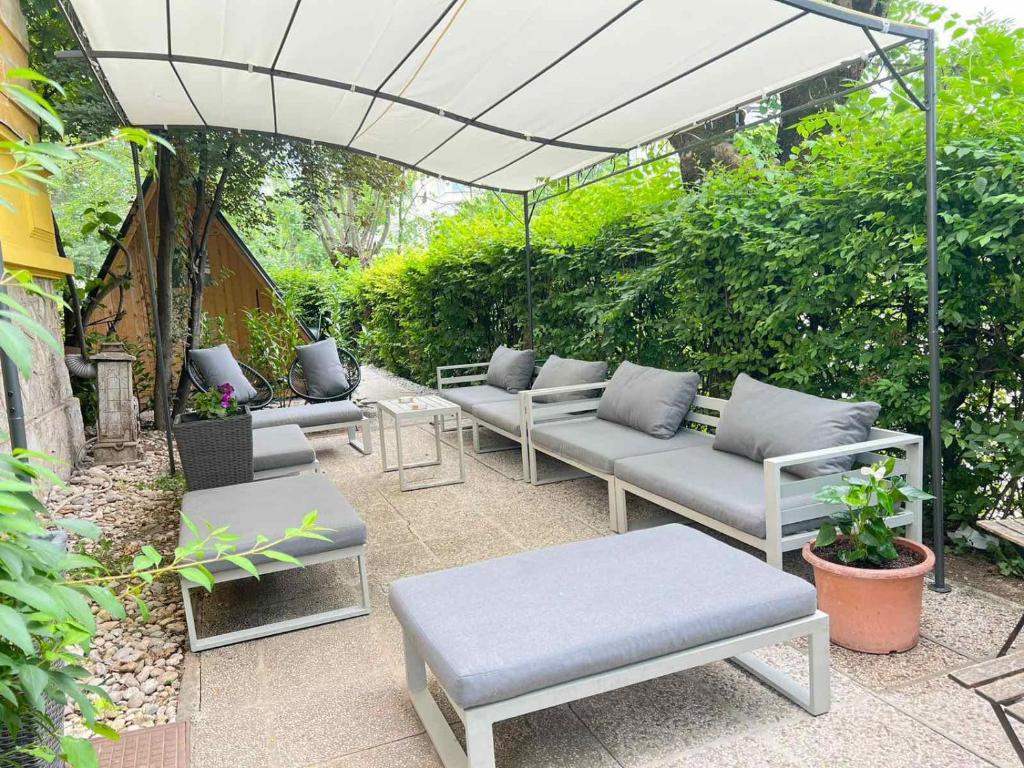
[
  {"left": 803, "top": 458, "right": 935, "bottom": 654},
  {"left": 173, "top": 383, "right": 253, "bottom": 490}
]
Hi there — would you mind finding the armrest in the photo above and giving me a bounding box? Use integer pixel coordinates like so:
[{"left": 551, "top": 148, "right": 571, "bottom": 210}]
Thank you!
[
  {"left": 522, "top": 381, "right": 609, "bottom": 400},
  {"left": 763, "top": 431, "right": 923, "bottom": 472},
  {"left": 437, "top": 361, "right": 490, "bottom": 390},
  {"left": 522, "top": 382, "right": 608, "bottom": 430}
]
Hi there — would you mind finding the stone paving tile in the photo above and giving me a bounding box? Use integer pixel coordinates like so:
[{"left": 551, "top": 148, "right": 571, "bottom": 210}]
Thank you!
[
  {"left": 311, "top": 734, "right": 443, "bottom": 768},
  {"left": 790, "top": 635, "right": 972, "bottom": 692},
  {"left": 885, "top": 671, "right": 1024, "bottom": 768},
  {"left": 190, "top": 704, "right": 271, "bottom": 768},
  {"left": 921, "top": 584, "right": 1023, "bottom": 659}
]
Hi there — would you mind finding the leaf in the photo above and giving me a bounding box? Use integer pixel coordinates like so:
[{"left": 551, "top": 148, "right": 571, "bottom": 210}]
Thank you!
[
  {"left": 60, "top": 736, "right": 100, "bottom": 768},
  {"left": 130, "top": 594, "right": 150, "bottom": 621},
  {"left": 141, "top": 545, "right": 163, "bottom": 567},
  {"left": 223, "top": 555, "right": 259, "bottom": 578},
  {"left": 179, "top": 566, "right": 214, "bottom": 591},
  {"left": 57, "top": 518, "right": 102, "bottom": 540},
  {"left": 82, "top": 585, "right": 127, "bottom": 620},
  {"left": 814, "top": 522, "right": 837, "bottom": 548},
  {"left": 0, "top": 605, "right": 32, "bottom": 654},
  {"left": 261, "top": 549, "right": 303, "bottom": 567},
  {"left": 17, "top": 664, "right": 47, "bottom": 710},
  {"left": 0, "top": 580, "right": 66, "bottom": 619}
]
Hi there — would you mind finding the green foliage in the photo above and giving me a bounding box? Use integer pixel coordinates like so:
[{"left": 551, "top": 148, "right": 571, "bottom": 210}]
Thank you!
[
  {"left": 189, "top": 383, "right": 243, "bottom": 420},
  {"left": 230, "top": 180, "right": 328, "bottom": 272},
  {"left": 332, "top": 18, "right": 1024, "bottom": 539},
  {"left": 814, "top": 458, "right": 933, "bottom": 566},
  {"left": 242, "top": 297, "right": 306, "bottom": 396},
  {"left": 270, "top": 265, "right": 357, "bottom": 339}
]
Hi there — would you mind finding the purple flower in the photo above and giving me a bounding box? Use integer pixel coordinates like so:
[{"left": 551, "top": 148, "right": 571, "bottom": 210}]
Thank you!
[{"left": 218, "top": 382, "right": 235, "bottom": 409}]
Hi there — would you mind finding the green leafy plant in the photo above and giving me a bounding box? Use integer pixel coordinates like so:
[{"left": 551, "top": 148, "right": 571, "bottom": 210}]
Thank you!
[
  {"left": 189, "top": 382, "right": 243, "bottom": 421},
  {"left": 242, "top": 296, "right": 305, "bottom": 396},
  {"left": 813, "top": 458, "right": 933, "bottom": 566}
]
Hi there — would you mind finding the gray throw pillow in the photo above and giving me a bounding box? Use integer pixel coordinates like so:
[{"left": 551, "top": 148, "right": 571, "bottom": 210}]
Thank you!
[
  {"left": 532, "top": 355, "right": 608, "bottom": 403},
  {"left": 712, "top": 373, "right": 881, "bottom": 479},
  {"left": 596, "top": 361, "right": 700, "bottom": 439},
  {"left": 296, "top": 339, "right": 350, "bottom": 399},
  {"left": 485, "top": 345, "right": 535, "bottom": 392},
  {"left": 190, "top": 344, "right": 258, "bottom": 403}
]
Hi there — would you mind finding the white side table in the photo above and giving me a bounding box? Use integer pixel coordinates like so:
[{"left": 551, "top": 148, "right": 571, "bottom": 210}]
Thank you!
[{"left": 376, "top": 395, "right": 466, "bottom": 491}]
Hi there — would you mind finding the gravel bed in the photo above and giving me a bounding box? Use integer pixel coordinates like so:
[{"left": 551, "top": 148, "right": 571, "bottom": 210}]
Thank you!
[{"left": 46, "top": 432, "right": 185, "bottom": 737}]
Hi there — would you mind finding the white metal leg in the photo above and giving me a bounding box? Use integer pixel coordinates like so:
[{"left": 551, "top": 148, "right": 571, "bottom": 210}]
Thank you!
[
  {"left": 379, "top": 405, "right": 465, "bottom": 491},
  {"left": 408, "top": 612, "right": 830, "bottom": 768},
  {"left": 612, "top": 479, "right": 628, "bottom": 533}
]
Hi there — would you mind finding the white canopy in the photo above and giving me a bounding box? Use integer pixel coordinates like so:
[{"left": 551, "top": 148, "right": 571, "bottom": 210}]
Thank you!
[{"left": 62, "top": 0, "right": 924, "bottom": 192}]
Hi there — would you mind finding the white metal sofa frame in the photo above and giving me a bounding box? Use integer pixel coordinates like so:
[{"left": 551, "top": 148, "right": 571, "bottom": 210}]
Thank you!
[
  {"left": 436, "top": 362, "right": 597, "bottom": 482},
  {"left": 181, "top": 544, "right": 370, "bottom": 652},
  {"left": 405, "top": 609, "right": 830, "bottom": 768},
  {"left": 524, "top": 387, "right": 924, "bottom": 569},
  {"left": 255, "top": 413, "right": 373, "bottom": 455}
]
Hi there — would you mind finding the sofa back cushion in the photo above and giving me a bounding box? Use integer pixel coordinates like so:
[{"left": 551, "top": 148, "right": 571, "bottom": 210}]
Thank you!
[
  {"left": 485, "top": 346, "right": 535, "bottom": 392},
  {"left": 712, "top": 373, "right": 881, "bottom": 479},
  {"left": 296, "top": 338, "right": 350, "bottom": 399},
  {"left": 596, "top": 361, "right": 700, "bottom": 439},
  {"left": 532, "top": 355, "right": 608, "bottom": 403},
  {"left": 190, "top": 344, "right": 258, "bottom": 403}
]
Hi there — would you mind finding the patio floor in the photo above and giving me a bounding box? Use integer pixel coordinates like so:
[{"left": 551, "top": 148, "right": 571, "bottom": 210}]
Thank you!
[{"left": 180, "top": 366, "right": 1024, "bottom": 768}]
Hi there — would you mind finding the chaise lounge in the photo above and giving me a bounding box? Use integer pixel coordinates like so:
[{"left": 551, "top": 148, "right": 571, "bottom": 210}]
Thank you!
[{"left": 392, "top": 524, "right": 829, "bottom": 768}]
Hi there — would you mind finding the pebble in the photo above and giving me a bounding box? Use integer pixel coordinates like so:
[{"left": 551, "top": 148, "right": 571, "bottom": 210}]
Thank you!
[{"left": 49, "top": 434, "right": 187, "bottom": 738}]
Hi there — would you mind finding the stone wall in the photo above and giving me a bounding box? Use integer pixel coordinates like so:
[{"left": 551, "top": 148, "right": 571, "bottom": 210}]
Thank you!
[{"left": 0, "top": 279, "right": 85, "bottom": 479}]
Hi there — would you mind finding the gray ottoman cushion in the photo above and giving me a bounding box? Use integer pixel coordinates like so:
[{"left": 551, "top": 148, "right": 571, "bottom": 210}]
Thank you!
[
  {"left": 296, "top": 338, "right": 349, "bottom": 399},
  {"left": 597, "top": 361, "right": 700, "bottom": 438},
  {"left": 390, "top": 524, "right": 816, "bottom": 709},
  {"left": 190, "top": 344, "right": 258, "bottom": 403},
  {"left": 713, "top": 373, "right": 881, "bottom": 479},
  {"left": 181, "top": 474, "right": 366, "bottom": 574},
  {"left": 532, "top": 355, "right": 607, "bottom": 403},
  {"left": 530, "top": 417, "right": 710, "bottom": 473},
  {"left": 485, "top": 346, "right": 535, "bottom": 392},
  {"left": 472, "top": 400, "right": 523, "bottom": 436},
  {"left": 614, "top": 445, "right": 820, "bottom": 539},
  {"left": 252, "top": 424, "right": 315, "bottom": 472},
  {"left": 442, "top": 385, "right": 515, "bottom": 415},
  {"left": 251, "top": 401, "right": 363, "bottom": 430}
]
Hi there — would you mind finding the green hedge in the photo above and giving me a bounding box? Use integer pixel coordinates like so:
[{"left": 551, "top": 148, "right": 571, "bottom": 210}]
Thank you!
[{"left": 282, "top": 23, "right": 1024, "bottom": 530}]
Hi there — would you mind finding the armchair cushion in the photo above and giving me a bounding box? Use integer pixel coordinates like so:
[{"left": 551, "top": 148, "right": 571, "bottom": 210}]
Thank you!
[
  {"left": 713, "top": 373, "right": 881, "bottom": 479},
  {"left": 296, "top": 338, "right": 350, "bottom": 399},
  {"left": 190, "top": 344, "right": 258, "bottom": 403},
  {"left": 596, "top": 361, "right": 700, "bottom": 439},
  {"left": 485, "top": 346, "right": 535, "bottom": 392},
  {"left": 531, "top": 355, "right": 608, "bottom": 403}
]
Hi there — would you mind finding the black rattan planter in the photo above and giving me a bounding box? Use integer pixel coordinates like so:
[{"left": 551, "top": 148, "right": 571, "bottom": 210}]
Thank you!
[{"left": 173, "top": 410, "right": 253, "bottom": 491}]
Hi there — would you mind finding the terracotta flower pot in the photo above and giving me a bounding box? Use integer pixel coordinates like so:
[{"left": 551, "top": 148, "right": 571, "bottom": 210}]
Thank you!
[{"left": 802, "top": 537, "right": 935, "bottom": 654}]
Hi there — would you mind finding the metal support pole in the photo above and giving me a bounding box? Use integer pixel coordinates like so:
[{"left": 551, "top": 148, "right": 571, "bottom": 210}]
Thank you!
[
  {"left": 924, "top": 32, "right": 947, "bottom": 593},
  {"left": 131, "top": 145, "right": 176, "bottom": 474},
  {"left": 523, "top": 193, "right": 535, "bottom": 349},
  {"left": 0, "top": 245, "right": 27, "bottom": 452}
]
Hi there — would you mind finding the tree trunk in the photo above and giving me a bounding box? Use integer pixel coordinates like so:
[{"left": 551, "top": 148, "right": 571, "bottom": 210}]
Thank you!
[
  {"left": 776, "top": 0, "right": 890, "bottom": 161},
  {"left": 154, "top": 145, "right": 177, "bottom": 429},
  {"left": 667, "top": 113, "right": 744, "bottom": 184}
]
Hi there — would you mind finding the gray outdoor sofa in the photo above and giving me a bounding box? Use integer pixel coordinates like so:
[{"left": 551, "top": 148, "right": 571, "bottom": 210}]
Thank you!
[
  {"left": 525, "top": 366, "right": 923, "bottom": 568},
  {"left": 437, "top": 348, "right": 607, "bottom": 481},
  {"left": 392, "top": 524, "right": 829, "bottom": 768},
  {"left": 179, "top": 474, "right": 370, "bottom": 651}
]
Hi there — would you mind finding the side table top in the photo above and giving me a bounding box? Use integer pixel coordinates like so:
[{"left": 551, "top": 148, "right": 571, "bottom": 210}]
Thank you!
[{"left": 377, "top": 394, "right": 460, "bottom": 417}]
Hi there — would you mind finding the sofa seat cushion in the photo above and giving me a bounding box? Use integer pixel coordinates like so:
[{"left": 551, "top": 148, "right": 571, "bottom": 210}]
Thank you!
[
  {"left": 252, "top": 424, "right": 315, "bottom": 472},
  {"left": 250, "top": 401, "right": 363, "bottom": 430},
  {"left": 390, "top": 524, "right": 816, "bottom": 709},
  {"left": 614, "top": 444, "right": 819, "bottom": 539},
  {"left": 530, "top": 417, "right": 710, "bottom": 474},
  {"left": 442, "top": 385, "right": 516, "bottom": 415},
  {"left": 181, "top": 475, "right": 366, "bottom": 574},
  {"left": 472, "top": 400, "right": 523, "bottom": 437},
  {"left": 713, "top": 373, "right": 880, "bottom": 479}
]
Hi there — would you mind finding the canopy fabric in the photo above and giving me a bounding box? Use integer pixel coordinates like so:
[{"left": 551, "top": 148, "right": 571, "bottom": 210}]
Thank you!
[{"left": 63, "top": 0, "right": 924, "bottom": 192}]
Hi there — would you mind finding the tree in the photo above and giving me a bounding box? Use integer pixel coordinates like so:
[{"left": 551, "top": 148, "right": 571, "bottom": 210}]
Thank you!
[{"left": 293, "top": 145, "right": 405, "bottom": 267}]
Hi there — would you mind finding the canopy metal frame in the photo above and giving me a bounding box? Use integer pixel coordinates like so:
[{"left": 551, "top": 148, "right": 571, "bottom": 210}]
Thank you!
[{"left": 49, "top": 0, "right": 945, "bottom": 588}]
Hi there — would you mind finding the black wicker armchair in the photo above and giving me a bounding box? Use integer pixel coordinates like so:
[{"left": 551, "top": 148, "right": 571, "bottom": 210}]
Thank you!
[
  {"left": 288, "top": 344, "right": 361, "bottom": 403},
  {"left": 186, "top": 355, "right": 274, "bottom": 410}
]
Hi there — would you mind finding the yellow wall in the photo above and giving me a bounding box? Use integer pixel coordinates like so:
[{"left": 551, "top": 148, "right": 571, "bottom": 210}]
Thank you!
[{"left": 0, "top": 0, "right": 74, "bottom": 279}]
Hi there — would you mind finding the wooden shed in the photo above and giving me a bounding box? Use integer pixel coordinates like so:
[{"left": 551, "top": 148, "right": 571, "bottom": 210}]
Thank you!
[{"left": 83, "top": 178, "right": 310, "bottom": 399}]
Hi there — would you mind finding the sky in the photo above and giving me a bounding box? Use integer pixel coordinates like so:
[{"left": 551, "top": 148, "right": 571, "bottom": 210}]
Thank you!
[{"left": 944, "top": 0, "right": 1020, "bottom": 28}]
